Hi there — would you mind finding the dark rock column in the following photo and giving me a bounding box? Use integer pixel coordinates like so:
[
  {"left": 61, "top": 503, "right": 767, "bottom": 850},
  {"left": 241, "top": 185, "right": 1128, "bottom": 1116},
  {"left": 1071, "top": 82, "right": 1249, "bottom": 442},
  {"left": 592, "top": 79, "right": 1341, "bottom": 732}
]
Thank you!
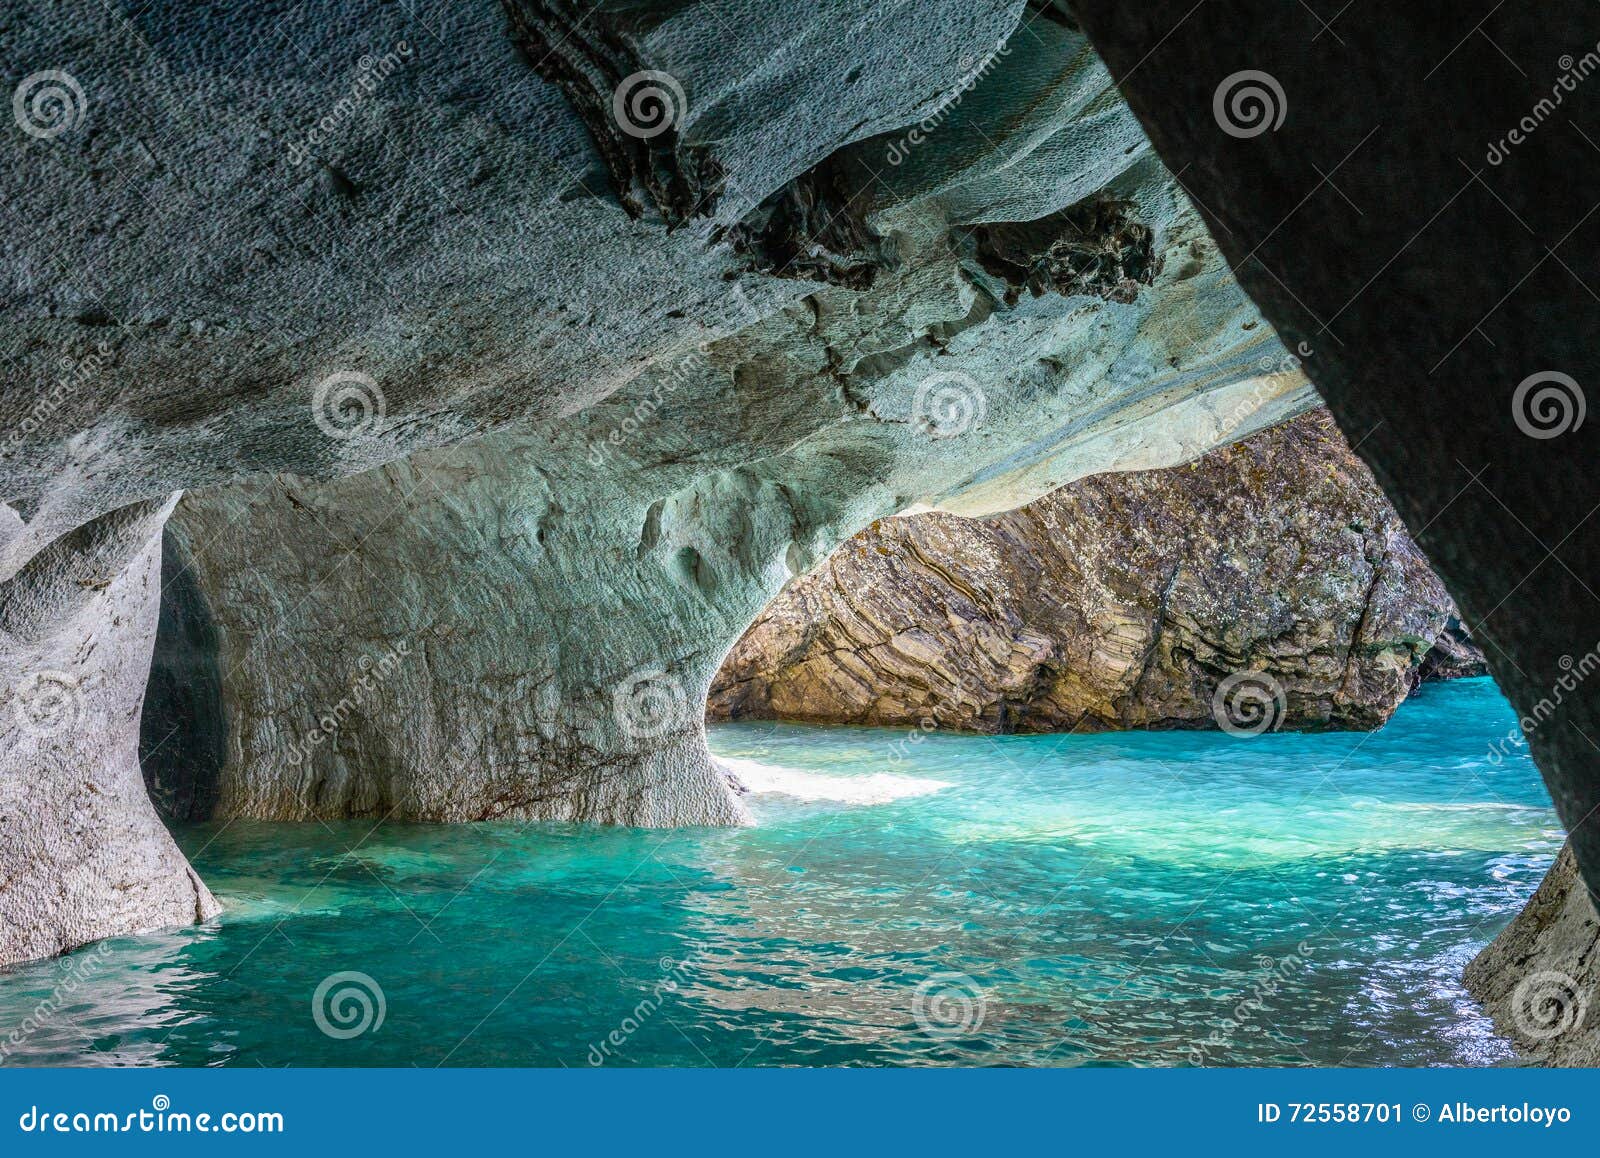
[
  {"left": 1464, "top": 845, "right": 1600, "bottom": 1065},
  {"left": 1072, "top": 0, "right": 1600, "bottom": 891},
  {"left": 1067, "top": 2, "right": 1600, "bottom": 1058}
]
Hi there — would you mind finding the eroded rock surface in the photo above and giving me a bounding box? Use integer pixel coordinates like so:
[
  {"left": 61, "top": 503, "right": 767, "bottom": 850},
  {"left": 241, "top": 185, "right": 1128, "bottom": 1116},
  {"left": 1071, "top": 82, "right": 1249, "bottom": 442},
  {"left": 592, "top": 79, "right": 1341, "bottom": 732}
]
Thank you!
[
  {"left": 0, "top": 499, "right": 217, "bottom": 966},
  {"left": 1, "top": 1, "right": 1319, "bottom": 959},
  {"left": 1465, "top": 845, "right": 1600, "bottom": 1065},
  {"left": 710, "top": 409, "right": 1466, "bottom": 733},
  {"left": 66, "top": 2, "right": 1324, "bottom": 835}
]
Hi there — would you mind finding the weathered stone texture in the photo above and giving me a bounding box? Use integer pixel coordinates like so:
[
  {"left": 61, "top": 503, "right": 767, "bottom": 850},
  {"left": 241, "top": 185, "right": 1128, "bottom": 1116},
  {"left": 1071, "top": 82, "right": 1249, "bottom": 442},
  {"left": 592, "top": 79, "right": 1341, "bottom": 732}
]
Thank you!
[{"left": 711, "top": 409, "right": 1464, "bottom": 733}]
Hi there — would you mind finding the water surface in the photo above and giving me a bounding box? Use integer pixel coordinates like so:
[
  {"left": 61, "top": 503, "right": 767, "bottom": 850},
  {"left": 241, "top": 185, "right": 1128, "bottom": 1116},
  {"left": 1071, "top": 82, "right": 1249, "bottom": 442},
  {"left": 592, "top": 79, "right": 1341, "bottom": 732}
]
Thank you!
[{"left": 0, "top": 678, "right": 1559, "bottom": 1066}]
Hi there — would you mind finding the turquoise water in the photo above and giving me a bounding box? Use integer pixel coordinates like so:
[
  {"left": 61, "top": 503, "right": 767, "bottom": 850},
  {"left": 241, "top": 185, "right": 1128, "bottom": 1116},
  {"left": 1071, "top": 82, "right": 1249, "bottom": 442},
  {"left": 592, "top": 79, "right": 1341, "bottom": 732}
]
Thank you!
[{"left": 0, "top": 678, "right": 1561, "bottom": 1067}]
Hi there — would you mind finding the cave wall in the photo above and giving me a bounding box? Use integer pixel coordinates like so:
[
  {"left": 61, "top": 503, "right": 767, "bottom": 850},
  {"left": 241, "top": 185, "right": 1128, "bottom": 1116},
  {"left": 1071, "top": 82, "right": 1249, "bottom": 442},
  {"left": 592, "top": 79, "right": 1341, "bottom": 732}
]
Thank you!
[
  {"left": 7, "top": 0, "right": 1320, "bottom": 957},
  {"left": 1067, "top": 0, "right": 1600, "bottom": 1059},
  {"left": 157, "top": 128, "right": 1310, "bottom": 822}
]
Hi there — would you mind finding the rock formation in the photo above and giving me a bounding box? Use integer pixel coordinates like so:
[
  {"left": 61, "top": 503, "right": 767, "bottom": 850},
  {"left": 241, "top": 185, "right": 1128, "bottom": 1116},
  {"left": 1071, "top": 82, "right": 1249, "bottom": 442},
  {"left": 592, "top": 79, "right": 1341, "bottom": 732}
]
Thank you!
[
  {"left": 1, "top": 4, "right": 1594, "bottom": 1058},
  {"left": 1464, "top": 845, "right": 1600, "bottom": 1065},
  {"left": 1, "top": 0, "right": 1318, "bottom": 899},
  {"left": 710, "top": 409, "right": 1474, "bottom": 734},
  {"left": 1067, "top": 2, "right": 1600, "bottom": 1060},
  {"left": 0, "top": 498, "right": 217, "bottom": 967}
]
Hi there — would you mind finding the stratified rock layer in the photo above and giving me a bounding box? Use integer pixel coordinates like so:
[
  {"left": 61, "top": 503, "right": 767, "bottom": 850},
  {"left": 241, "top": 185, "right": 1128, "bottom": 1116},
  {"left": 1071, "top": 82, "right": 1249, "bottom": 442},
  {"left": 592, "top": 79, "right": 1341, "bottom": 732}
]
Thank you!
[{"left": 710, "top": 410, "right": 1461, "bottom": 733}]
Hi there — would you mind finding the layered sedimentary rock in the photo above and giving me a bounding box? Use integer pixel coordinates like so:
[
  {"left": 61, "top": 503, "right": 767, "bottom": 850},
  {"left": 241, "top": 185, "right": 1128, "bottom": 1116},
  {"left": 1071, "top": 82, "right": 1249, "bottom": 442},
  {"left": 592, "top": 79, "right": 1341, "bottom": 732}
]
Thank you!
[{"left": 710, "top": 409, "right": 1466, "bottom": 733}]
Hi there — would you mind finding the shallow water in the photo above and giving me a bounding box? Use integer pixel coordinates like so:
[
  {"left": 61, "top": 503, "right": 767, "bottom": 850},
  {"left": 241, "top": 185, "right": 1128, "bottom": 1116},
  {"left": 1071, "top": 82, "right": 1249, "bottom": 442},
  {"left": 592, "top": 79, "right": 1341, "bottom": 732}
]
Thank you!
[{"left": 0, "top": 678, "right": 1560, "bottom": 1067}]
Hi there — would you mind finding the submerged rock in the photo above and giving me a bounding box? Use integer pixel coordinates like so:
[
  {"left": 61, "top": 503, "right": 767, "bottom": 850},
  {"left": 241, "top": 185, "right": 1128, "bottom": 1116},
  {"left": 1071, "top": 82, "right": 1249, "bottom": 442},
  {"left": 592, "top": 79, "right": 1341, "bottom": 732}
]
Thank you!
[{"left": 710, "top": 409, "right": 1474, "bottom": 733}]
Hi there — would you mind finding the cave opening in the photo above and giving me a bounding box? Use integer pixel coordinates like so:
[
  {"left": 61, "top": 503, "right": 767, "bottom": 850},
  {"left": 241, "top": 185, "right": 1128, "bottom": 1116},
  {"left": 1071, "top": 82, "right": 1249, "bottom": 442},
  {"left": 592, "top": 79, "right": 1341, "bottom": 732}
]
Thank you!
[{"left": 104, "top": 408, "right": 1563, "bottom": 1068}]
